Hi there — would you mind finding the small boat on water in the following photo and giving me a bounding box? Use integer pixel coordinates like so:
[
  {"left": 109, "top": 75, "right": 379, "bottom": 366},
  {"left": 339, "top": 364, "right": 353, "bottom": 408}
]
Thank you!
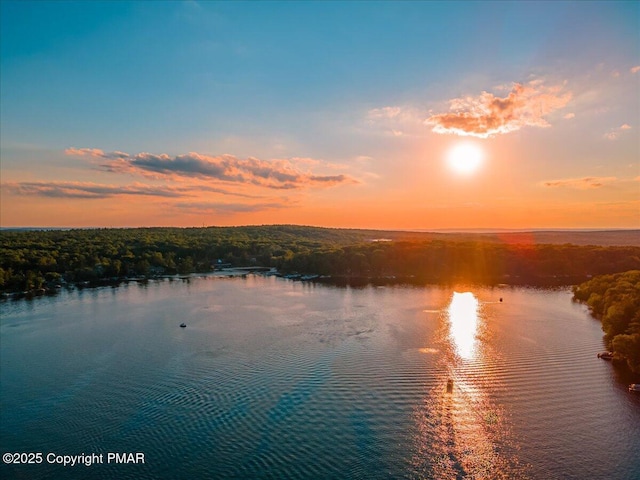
[
  {"left": 180, "top": 323, "right": 187, "bottom": 328},
  {"left": 446, "top": 378, "right": 454, "bottom": 393},
  {"left": 629, "top": 384, "right": 640, "bottom": 393},
  {"left": 597, "top": 351, "right": 614, "bottom": 360}
]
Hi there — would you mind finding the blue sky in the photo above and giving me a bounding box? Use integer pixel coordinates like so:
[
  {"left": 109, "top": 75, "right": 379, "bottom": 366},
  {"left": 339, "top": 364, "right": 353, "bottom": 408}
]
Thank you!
[{"left": 1, "top": 1, "right": 638, "bottom": 228}]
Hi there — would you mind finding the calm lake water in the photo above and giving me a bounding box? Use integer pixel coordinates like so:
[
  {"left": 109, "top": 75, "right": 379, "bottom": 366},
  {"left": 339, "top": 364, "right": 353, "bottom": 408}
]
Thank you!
[{"left": 1, "top": 275, "right": 639, "bottom": 479}]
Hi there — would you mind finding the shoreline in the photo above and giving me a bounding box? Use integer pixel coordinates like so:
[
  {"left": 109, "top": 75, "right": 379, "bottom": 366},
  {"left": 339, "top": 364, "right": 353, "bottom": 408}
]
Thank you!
[{"left": 1, "top": 268, "right": 584, "bottom": 301}]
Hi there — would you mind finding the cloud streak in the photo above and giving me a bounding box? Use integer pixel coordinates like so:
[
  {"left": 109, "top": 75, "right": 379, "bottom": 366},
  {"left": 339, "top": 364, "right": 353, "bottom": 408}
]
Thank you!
[
  {"left": 425, "top": 81, "right": 572, "bottom": 138},
  {"left": 367, "top": 106, "right": 402, "bottom": 120},
  {"left": 173, "top": 201, "right": 291, "bottom": 214},
  {"left": 2, "top": 181, "right": 190, "bottom": 199},
  {"left": 541, "top": 176, "right": 617, "bottom": 189},
  {"left": 67, "top": 148, "right": 357, "bottom": 189},
  {"left": 3, "top": 180, "right": 272, "bottom": 200}
]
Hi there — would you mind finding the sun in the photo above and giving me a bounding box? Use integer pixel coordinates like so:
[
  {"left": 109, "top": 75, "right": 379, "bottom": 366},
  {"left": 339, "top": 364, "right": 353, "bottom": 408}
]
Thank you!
[{"left": 446, "top": 142, "right": 484, "bottom": 175}]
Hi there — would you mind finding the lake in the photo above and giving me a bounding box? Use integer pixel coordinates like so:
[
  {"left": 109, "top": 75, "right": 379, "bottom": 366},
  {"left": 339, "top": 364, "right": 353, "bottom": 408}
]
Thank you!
[{"left": 1, "top": 275, "right": 639, "bottom": 479}]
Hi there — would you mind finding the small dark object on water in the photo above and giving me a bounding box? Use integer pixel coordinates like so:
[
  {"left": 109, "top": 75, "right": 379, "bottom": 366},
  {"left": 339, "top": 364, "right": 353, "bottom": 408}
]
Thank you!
[
  {"left": 446, "top": 378, "right": 454, "bottom": 393},
  {"left": 629, "top": 384, "right": 640, "bottom": 393},
  {"left": 180, "top": 323, "right": 187, "bottom": 328},
  {"left": 597, "top": 351, "right": 613, "bottom": 360},
  {"left": 499, "top": 297, "right": 503, "bottom": 302}
]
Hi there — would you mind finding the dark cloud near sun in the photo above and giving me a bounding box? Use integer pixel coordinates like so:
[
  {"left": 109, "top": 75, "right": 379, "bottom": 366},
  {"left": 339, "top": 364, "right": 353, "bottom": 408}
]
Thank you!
[
  {"left": 425, "top": 81, "right": 572, "bottom": 138},
  {"left": 66, "top": 148, "right": 357, "bottom": 189}
]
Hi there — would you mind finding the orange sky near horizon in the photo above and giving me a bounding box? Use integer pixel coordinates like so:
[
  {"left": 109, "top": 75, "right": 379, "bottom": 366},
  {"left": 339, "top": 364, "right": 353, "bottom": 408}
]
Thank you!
[
  {"left": 3, "top": 140, "right": 636, "bottom": 230},
  {"left": 2, "top": 128, "right": 639, "bottom": 230},
  {"left": 1, "top": 2, "right": 638, "bottom": 230}
]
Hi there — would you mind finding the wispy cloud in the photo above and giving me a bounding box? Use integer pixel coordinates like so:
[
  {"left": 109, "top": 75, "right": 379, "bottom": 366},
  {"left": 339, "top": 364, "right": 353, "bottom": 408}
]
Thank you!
[
  {"left": 365, "top": 105, "right": 426, "bottom": 137},
  {"left": 541, "top": 176, "right": 617, "bottom": 189},
  {"left": 425, "top": 81, "right": 572, "bottom": 138},
  {"left": 604, "top": 124, "right": 632, "bottom": 141},
  {"left": 4, "top": 180, "right": 273, "bottom": 200},
  {"left": 367, "top": 106, "right": 402, "bottom": 120},
  {"left": 2, "top": 181, "right": 189, "bottom": 199},
  {"left": 64, "top": 148, "right": 130, "bottom": 160},
  {"left": 66, "top": 148, "right": 357, "bottom": 189},
  {"left": 631, "top": 66, "right": 640, "bottom": 74},
  {"left": 173, "top": 200, "right": 291, "bottom": 214},
  {"left": 195, "top": 185, "right": 264, "bottom": 199}
]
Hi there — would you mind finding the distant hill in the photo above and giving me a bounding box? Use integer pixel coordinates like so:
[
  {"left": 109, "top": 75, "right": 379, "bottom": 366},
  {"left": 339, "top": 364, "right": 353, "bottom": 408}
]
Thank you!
[
  {"left": 1, "top": 225, "right": 638, "bottom": 246},
  {"left": 320, "top": 228, "right": 640, "bottom": 247},
  {"left": 436, "top": 230, "right": 640, "bottom": 247}
]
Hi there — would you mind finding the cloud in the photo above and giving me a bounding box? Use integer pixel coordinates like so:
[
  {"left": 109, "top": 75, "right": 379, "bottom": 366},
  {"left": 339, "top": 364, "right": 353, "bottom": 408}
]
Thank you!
[
  {"left": 541, "top": 176, "right": 617, "bottom": 189},
  {"left": 4, "top": 180, "right": 273, "bottom": 200},
  {"left": 365, "top": 105, "right": 428, "bottom": 137},
  {"left": 64, "top": 147, "right": 107, "bottom": 158},
  {"left": 3, "top": 181, "right": 189, "bottom": 199},
  {"left": 425, "top": 81, "right": 572, "bottom": 138},
  {"left": 563, "top": 113, "right": 575, "bottom": 119},
  {"left": 355, "top": 156, "right": 373, "bottom": 163},
  {"left": 173, "top": 200, "right": 291, "bottom": 214},
  {"left": 604, "top": 124, "right": 632, "bottom": 140},
  {"left": 196, "top": 185, "right": 264, "bottom": 199},
  {"left": 631, "top": 66, "right": 640, "bottom": 74},
  {"left": 367, "top": 106, "right": 402, "bottom": 120},
  {"left": 67, "top": 148, "right": 357, "bottom": 189}
]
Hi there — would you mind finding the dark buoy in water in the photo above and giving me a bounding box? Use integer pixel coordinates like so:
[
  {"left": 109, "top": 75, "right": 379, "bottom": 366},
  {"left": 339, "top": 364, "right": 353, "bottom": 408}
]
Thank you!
[
  {"left": 180, "top": 323, "right": 187, "bottom": 328},
  {"left": 446, "top": 378, "right": 454, "bottom": 393},
  {"left": 499, "top": 297, "right": 503, "bottom": 302}
]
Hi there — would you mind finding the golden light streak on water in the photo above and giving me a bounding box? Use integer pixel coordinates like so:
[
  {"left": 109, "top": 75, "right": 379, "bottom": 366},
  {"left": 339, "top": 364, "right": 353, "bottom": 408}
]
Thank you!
[
  {"left": 448, "top": 291, "right": 479, "bottom": 360},
  {"left": 412, "top": 290, "right": 529, "bottom": 479}
]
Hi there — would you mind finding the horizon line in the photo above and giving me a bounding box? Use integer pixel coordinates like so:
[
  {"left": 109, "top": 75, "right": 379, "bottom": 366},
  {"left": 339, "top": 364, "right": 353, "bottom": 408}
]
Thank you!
[{"left": 1, "top": 225, "right": 638, "bottom": 233}]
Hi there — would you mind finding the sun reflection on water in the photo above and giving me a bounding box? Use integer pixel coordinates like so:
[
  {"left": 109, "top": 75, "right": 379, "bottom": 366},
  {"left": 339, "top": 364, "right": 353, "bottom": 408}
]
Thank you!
[
  {"left": 410, "top": 290, "right": 528, "bottom": 478},
  {"left": 448, "top": 291, "right": 479, "bottom": 360}
]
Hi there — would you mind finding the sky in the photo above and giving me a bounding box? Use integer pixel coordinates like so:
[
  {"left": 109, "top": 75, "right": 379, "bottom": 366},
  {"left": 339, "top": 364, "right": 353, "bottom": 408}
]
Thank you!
[{"left": 1, "top": 0, "right": 638, "bottom": 230}]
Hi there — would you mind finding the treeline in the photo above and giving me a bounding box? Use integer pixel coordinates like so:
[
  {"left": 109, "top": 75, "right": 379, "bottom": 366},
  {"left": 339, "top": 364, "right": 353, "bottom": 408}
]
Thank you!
[
  {"left": 1, "top": 226, "right": 640, "bottom": 293},
  {"left": 0, "top": 226, "right": 361, "bottom": 292},
  {"left": 573, "top": 271, "right": 640, "bottom": 373},
  {"left": 277, "top": 240, "right": 639, "bottom": 285}
]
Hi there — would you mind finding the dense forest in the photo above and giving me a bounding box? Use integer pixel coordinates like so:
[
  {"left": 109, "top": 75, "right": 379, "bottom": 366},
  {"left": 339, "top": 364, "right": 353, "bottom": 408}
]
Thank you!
[
  {"left": 573, "top": 270, "right": 640, "bottom": 373},
  {"left": 1, "top": 226, "right": 640, "bottom": 294}
]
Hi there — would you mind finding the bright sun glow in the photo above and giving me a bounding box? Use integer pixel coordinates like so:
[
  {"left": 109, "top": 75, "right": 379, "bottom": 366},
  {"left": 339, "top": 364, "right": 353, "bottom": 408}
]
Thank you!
[{"left": 446, "top": 142, "right": 484, "bottom": 175}]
